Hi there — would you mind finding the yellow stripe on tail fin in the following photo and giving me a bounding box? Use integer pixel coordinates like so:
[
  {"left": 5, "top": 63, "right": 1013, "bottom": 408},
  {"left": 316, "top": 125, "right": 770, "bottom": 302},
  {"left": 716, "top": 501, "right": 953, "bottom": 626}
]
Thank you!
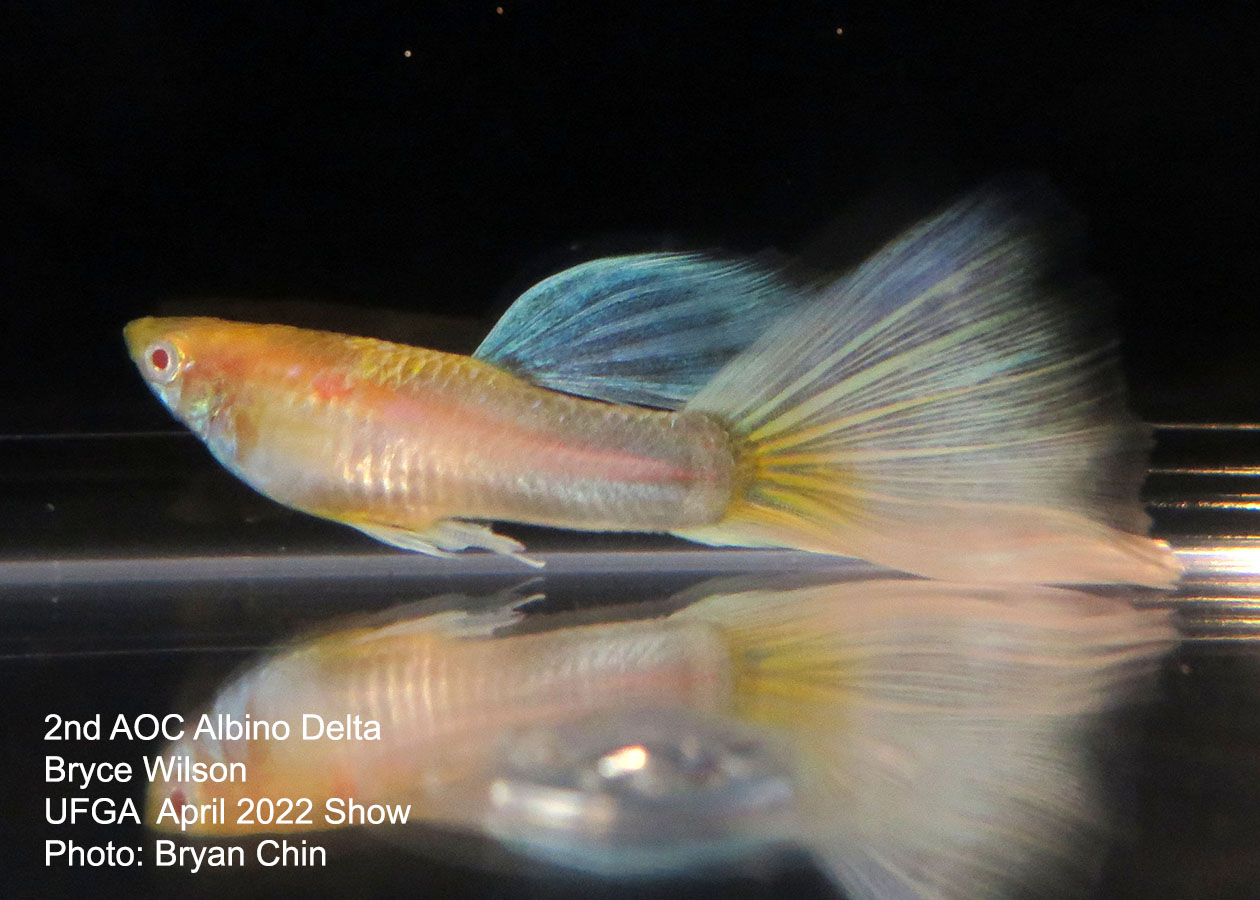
[
  {"left": 673, "top": 580, "right": 1177, "bottom": 900},
  {"left": 675, "top": 177, "right": 1180, "bottom": 587}
]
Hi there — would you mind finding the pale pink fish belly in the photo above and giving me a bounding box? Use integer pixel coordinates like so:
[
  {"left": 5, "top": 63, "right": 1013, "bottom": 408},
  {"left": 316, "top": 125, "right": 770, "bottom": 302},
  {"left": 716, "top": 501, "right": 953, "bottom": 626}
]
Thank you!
[
  {"left": 165, "top": 618, "right": 732, "bottom": 833},
  {"left": 229, "top": 341, "right": 739, "bottom": 533},
  {"left": 288, "top": 620, "right": 733, "bottom": 777}
]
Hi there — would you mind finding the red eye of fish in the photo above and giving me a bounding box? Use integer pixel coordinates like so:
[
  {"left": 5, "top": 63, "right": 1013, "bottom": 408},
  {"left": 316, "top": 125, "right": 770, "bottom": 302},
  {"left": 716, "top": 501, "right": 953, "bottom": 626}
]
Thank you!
[{"left": 144, "top": 341, "right": 182, "bottom": 383}]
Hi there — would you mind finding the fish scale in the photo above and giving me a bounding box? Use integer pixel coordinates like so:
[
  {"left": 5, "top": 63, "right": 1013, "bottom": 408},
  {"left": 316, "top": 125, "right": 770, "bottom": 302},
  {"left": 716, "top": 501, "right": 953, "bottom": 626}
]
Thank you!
[
  {"left": 124, "top": 179, "right": 1177, "bottom": 584},
  {"left": 146, "top": 580, "right": 1176, "bottom": 900}
]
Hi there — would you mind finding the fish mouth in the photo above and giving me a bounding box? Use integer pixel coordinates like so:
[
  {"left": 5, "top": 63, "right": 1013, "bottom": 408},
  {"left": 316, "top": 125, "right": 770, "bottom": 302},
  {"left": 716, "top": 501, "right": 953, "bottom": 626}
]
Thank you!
[{"left": 122, "top": 317, "right": 168, "bottom": 364}]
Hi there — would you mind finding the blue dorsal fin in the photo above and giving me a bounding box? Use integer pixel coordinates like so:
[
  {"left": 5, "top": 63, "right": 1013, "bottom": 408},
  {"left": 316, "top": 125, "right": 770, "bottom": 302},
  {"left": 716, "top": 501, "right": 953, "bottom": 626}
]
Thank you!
[{"left": 473, "top": 252, "right": 814, "bottom": 409}]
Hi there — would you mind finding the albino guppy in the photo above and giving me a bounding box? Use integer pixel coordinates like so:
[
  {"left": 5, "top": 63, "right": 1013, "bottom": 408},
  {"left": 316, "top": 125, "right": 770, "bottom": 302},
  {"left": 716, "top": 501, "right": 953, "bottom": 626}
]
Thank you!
[
  {"left": 146, "top": 581, "right": 1177, "bottom": 900},
  {"left": 125, "top": 180, "right": 1178, "bottom": 585}
]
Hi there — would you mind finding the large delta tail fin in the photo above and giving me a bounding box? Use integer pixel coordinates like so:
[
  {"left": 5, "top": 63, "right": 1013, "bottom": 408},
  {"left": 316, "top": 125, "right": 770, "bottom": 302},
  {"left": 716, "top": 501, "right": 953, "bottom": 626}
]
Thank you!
[
  {"left": 673, "top": 579, "right": 1177, "bottom": 900},
  {"left": 674, "top": 177, "right": 1179, "bottom": 587}
]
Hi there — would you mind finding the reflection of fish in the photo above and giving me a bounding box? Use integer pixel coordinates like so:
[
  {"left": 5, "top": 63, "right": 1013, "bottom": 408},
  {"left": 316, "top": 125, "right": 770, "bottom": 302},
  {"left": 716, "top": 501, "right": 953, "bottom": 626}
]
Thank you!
[
  {"left": 145, "top": 597, "right": 733, "bottom": 837},
  {"left": 125, "top": 180, "right": 1177, "bottom": 585},
  {"left": 484, "top": 707, "right": 802, "bottom": 876},
  {"left": 493, "top": 585, "right": 1177, "bottom": 900},
  {"left": 147, "top": 581, "right": 1176, "bottom": 900}
]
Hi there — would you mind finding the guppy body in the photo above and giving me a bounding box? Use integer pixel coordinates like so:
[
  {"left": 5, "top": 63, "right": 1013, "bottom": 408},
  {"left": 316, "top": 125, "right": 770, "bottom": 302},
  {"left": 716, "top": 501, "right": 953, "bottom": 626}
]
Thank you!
[
  {"left": 148, "top": 580, "right": 1178, "bottom": 897},
  {"left": 125, "top": 318, "right": 737, "bottom": 549},
  {"left": 149, "top": 610, "right": 731, "bottom": 835},
  {"left": 124, "top": 183, "right": 1183, "bottom": 585}
]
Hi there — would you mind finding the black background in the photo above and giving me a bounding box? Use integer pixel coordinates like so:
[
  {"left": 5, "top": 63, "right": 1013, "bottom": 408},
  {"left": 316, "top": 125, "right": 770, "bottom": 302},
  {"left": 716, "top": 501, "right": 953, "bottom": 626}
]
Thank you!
[
  {"left": 5, "top": 3, "right": 1260, "bottom": 899},
  {"left": 5, "top": 0, "right": 1258, "bottom": 433}
]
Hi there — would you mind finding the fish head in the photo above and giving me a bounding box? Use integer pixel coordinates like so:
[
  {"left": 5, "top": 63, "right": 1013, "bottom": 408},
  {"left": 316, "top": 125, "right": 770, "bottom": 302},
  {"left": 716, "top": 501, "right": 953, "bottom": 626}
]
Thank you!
[
  {"left": 124, "top": 316, "right": 277, "bottom": 472},
  {"left": 125, "top": 316, "right": 234, "bottom": 430},
  {"left": 144, "top": 668, "right": 300, "bottom": 836},
  {"left": 144, "top": 729, "right": 219, "bottom": 834},
  {"left": 143, "top": 664, "right": 254, "bottom": 836}
]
